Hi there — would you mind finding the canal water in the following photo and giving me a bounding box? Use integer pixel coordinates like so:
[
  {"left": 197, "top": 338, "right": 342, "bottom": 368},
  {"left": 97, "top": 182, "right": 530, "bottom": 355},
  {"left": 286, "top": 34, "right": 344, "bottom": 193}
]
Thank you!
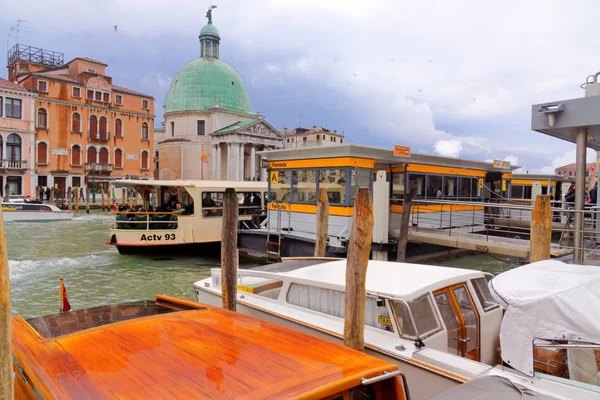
[{"left": 7, "top": 212, "right": 519, "bottom": 319}]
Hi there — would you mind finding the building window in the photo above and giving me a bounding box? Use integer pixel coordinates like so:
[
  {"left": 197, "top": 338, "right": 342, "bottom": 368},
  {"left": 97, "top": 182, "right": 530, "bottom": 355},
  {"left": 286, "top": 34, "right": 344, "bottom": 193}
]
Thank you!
[
  {"left": 115, "top": 94, "right": 123, "bottom": 105},
  {"left": 99, "top": 148, "right": 109, "bottom": 165},
  {"left": 286, "top": 138, "right": 290, "bottom": 143},
  {"left": 316, "top": 135, "right": 320, "bottom": 140},
  {"left": 340, "top": 139, "right": 343, "bottom": 143},
  {"left": 38, "top": 80, "right": 48, "bottom": 93},
  {"left": 0, "top": 97, "right": 2, "bottom": 117},
  {"left": 5, "top": 98, "right": 21, "bottom": 119},
  {"left": 99, "top": 117, "right": 108, "bottom": 141},
  {"left": 72, "top": 113, "right": 81, "bottom": 133},
  {"left": 89, "top": 115, "right": 98, "bottom": 138},
  {"left": 37, "top": 142, "right": 47, "bottom": 165},
  {"left": 87, "top": 146, "right": 97, "bottom": 164},
  {"left": 198, "top": 120, "right": 205, "bottom": 136},
  {"left": 170, "top": 121, "right": 175, "bottom": 137},
  {"left": 569, "top": 171, "right": 572, "bottom": 176},
  {"left": 38, "top": 176, "right": 48, "bottom": 187},
  {"left": 72, "top": 87, "right": 81, "bottom": 98},
  {"left": 142, "top": 99, "right": 149, "bottom": 110},
  {"left": 142, "top": 122, "right": 149, "bottom": 140},
  {"left": 7, "top": 134, "right": 21, "bottom": 161},
  {"left": 103, "top": 93, "right": 110, "bottom": 103},
  {"left": 87, "top": 68, "right": 97, "bottom": 74},
  {"left": 141, "top": 151, "right": 149, "bottom": 170},
  {"left": 115, "top": 148, "right": 123, "bottom": 168},
  {"left": 94, "top": 91, "right": 102, "bottom": 101},
  {"left": 72, "top": 177, "right": 81, "bottom": 188},
  {"left": 115, "top": 119, "right": 123, "bottom": 138},
  {"left": 86, "top": 90, "right": 94, "bottom": 100},
  {"left": 71, "top": 145, "right": 81, "bottom": 166},
  {"left": 7, "top": 177, "right": 22, "bottom": 196},
  {"left": 303, "top": 137, "right": 307, "bottom": 142},
  {"left": 37, "top": 108, "right": 48, "bottom": 128}
]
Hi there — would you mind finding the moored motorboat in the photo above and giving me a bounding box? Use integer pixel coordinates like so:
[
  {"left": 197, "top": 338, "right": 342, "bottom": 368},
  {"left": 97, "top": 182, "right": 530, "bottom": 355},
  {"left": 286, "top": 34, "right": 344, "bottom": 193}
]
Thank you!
[
  {"left": 194, "top": 259, "right": 600, "bottom": 399},
  {"left": 2, "top": 202, "right": 73, "bottom": 222},
  {"left": 12, "top": 295, "right": 410, "bottom": 399}
]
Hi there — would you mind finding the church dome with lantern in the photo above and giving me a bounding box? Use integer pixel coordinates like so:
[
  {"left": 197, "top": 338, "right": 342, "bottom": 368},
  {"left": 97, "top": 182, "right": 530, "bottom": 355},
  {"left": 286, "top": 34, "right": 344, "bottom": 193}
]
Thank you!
[{"left": 164, "top": 13, "right": 251, "bottom": 115}]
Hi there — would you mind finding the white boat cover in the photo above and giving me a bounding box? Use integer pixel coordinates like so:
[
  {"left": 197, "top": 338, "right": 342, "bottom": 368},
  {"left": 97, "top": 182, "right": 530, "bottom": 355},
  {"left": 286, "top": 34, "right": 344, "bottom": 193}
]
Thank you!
[
  {"left": 489, "top": 260, "right": 600, "bottom": 376},
  {"left": 432, "top": 376, "right": 559, "bottom": 400}
]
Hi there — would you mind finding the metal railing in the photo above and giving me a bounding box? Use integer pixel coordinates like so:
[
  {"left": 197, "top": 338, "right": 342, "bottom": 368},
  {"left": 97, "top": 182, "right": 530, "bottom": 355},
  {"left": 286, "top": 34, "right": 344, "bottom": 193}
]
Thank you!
[
  {"left": 113, "top": 211, "right": 179, "bottom": 230},
  {"left": 7, "top": 44, "right": 64, "bottom": 68},
  {"left": 399, "top": 198, "right": 600, "bottom": 263}
]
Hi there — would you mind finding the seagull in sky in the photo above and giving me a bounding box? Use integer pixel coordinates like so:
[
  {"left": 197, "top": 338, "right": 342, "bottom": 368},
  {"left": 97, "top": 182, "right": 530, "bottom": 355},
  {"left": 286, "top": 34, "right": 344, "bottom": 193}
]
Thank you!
[
  {"left": 390, "top": 58, "right": 394, "bottom": 61},
  {"left": 418, "top": 89, "right": 422, "bottom": 92},
  {"left": 353, "top": 72, "right": 357, "bottom": 76},
  {"left": 114, "top": 25, "right": 118, "bottom": 32},
  {"left": 428, "top": 60, "right": 432, "bottom": 63}
]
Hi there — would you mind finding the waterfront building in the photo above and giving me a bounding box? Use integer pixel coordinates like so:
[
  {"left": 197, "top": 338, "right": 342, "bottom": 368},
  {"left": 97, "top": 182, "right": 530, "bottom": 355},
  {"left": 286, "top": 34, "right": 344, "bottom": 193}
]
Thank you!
[
  {"left": 555, "top": 162, "right": 593, "bottom": 179},
  {"left": 0, "top": 78, "right": 37, "bottom": 197},
  {"left": 7, "top": 44, "right": 155, "bottom": 195},
  {"left": 159, "top": 12, "right": 283, "bottom": 181},
  {"left": 283, "top": 126, "right": 345, "bottom": 149}
]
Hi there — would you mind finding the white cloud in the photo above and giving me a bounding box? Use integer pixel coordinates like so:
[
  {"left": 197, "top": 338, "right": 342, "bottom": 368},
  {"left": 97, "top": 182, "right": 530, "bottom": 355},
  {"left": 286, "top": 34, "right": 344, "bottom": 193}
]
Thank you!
[
  {"left": 503, "top": 154, "right": 519, "bottom": 167},
  {"left": 434, "top": 139, "right": 463, "bottom": 158}
]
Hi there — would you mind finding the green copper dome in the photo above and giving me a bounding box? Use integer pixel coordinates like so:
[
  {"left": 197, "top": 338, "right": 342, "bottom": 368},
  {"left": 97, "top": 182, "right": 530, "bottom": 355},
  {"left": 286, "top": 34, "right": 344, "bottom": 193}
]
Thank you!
[
  {"left": 164, "top": 57, "right": 251, "bottom": 114},
  {"left": 200, "top": 23, "right": 220, "bottom": 39}
]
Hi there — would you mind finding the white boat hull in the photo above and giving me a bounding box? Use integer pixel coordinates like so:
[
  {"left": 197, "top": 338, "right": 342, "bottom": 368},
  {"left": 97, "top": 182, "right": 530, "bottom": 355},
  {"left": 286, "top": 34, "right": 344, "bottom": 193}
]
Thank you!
[{"left": 3, "top": 210, "right": 74, "bottom": 222}]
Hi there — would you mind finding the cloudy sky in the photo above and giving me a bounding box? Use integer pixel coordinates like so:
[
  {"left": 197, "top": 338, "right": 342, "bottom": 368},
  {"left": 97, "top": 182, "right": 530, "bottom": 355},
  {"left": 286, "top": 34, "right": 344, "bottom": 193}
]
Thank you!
[{"left": 2, "top": 0, "right": 599, "bottom": 172}]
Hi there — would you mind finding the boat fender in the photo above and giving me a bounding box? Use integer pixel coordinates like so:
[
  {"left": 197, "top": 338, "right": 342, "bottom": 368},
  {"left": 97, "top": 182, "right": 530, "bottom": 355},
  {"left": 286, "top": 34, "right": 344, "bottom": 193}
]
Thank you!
[{"left": 414, "top": 338, "right": 425, "bottom": 349}]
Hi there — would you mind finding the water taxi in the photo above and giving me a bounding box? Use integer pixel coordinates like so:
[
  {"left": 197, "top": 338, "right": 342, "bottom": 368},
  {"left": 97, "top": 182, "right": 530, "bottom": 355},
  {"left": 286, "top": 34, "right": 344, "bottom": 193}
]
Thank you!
[
  {"left": 107, "top": 179, "right": 267, "bottom": 254},
  {"left": 12, "top": 294, "right": 410, "bottom": 399},
  {"left": 1, "top": 202, "right": 73, "bottom": 222},
  {"left": 194, "top": 259, "right": 600, "bottom": 399}
]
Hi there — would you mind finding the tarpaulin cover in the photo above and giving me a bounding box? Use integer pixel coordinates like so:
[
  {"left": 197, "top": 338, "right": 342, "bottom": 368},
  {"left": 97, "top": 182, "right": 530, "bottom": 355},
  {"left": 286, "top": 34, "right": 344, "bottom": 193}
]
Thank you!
[
  {"left": 432, "top": 376, "right": 559, "bottom": 400},
  {"left": 489, "top": 260, "right": 600, "bottom": 376}
]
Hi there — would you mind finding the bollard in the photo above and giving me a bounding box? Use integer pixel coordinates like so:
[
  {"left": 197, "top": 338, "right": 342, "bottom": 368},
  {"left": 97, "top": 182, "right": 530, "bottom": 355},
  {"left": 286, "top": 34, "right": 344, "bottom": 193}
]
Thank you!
[
  {"left": 221, "top": 188, "right": 238, "bottom": 311},
  {"left": 314, "top": 188, "right": 329, "bottom": 257},
  {"left": 50, "top": 188, "right": 54, "bottom": 206},
  {"left": 67, "top": 187, "right": 72, "bottom": 211},
  {"left": 397, "top": 186, "right": 417, "bottom": 262},
  {"left": 74, "top": 186, "right": 79, "bottom": 213},
  {"left": 344, "top": 188, "right": 374, "bottom": 351},
  {"left": 530, "top": 195, "right": 552, "bottom": 262},
  {"left": 122, "top": 188, "right": 126, "bottom": 207},
  {"left": 101, "top": 189, "right": 105, "bottom": 212},
  {"left": 85, "top": 187, "right": 90, "bottom": 214},
  {"left": 0, "top": 202, "right": 13, "bottom": 399},
  {"left": 35, "top": 186, "right": 40, "bottom": 203}
]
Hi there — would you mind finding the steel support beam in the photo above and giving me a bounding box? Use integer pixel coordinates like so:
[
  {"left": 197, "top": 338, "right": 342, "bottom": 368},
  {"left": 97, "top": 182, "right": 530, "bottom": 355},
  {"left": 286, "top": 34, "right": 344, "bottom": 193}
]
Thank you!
[{"left": 574, "top": 128, "right": 587, "bottom": 264}]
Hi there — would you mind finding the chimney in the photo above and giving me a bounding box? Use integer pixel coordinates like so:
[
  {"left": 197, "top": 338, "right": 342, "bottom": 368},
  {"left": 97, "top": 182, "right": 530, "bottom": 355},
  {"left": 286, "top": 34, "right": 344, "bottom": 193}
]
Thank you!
[
  {"left": 256, "top": 111, "right": 263, "bottom": 119},
  {"left": 284, "top": 127, "right": 288, "bottom": 133}
]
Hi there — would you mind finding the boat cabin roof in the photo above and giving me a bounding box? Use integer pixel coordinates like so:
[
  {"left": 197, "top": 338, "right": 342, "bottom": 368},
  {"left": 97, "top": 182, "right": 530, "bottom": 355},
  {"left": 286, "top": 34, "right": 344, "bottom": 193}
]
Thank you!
[
  {"left": 112, "top": 179, "right": 267, "bottom": 190},
  {"left": 275, "top": 260, "right": 484, "bottom": 300},
  {"left": 12, "top": 295, "right": 399, "bottom": 399}
]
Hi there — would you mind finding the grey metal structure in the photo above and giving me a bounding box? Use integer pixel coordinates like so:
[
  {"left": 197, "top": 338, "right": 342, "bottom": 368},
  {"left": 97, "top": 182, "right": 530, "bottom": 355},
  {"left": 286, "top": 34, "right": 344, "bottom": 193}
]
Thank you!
[{"left": 531, "top": 75, "right": 600, "bottom": 263}]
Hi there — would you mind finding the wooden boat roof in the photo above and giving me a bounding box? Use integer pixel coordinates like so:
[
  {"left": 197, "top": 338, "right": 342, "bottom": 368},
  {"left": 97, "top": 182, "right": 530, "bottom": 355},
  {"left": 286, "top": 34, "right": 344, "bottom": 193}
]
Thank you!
[
  {"left": 112, "top": 179, "right": 267, "bottom": 190},
  {"left": 12, "top": 295, "right": 399, "bottom": 399}
]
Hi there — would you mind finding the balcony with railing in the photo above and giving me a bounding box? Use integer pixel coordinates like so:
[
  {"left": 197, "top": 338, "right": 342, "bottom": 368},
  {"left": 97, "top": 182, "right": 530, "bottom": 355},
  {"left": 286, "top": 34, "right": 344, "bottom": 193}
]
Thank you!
[
  {"left": 0, "top": 160, "right": 27, "bottom": 170},
  {"left": 86, "top": 163, "right": 113, "bottom": 173}
]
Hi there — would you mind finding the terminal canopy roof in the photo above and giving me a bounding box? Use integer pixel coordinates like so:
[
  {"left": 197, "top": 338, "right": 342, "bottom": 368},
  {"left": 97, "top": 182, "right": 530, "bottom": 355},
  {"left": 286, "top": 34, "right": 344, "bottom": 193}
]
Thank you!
[{"left": 489, "top": 260, "right": 600, "bottom": 376}]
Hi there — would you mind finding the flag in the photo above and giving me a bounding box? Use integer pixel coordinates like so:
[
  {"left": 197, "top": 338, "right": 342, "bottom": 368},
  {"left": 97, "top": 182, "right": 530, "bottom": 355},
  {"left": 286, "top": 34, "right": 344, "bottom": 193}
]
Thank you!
[
  {"left": 111, "top": 188, "right": 117, "bottom": 210},
  {"left": 60, "top": 278, "right": 71, "bottom": 313}
]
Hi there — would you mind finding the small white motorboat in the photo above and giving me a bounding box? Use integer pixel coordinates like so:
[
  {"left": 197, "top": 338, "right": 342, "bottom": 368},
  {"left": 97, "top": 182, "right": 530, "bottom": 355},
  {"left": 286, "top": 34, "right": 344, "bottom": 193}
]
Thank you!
[{"left": 2, "top": 202, "right": 74, "bottom": 222}]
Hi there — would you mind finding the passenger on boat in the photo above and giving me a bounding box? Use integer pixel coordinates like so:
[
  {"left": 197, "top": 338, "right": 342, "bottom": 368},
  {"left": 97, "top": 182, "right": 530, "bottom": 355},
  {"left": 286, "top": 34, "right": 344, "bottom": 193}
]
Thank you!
[{"left": 202, "top": 193, "right": 217, "bottom": 217}]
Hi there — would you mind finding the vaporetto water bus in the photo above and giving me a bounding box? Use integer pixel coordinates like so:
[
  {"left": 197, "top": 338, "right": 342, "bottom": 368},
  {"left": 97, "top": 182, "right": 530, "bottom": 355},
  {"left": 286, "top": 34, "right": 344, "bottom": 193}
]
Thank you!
[
  {"left": 107, "top": 179, "right": 267, "bottom": 254},
  {"left": 195, "top": 258, "right": 600, "bottom": 399}
]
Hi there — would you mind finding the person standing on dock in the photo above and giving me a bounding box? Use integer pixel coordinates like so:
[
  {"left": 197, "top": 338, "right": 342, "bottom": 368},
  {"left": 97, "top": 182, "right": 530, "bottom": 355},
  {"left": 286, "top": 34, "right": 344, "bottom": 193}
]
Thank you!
[{"left": 79, "top": 187, "right": 85, "bottom": 202}]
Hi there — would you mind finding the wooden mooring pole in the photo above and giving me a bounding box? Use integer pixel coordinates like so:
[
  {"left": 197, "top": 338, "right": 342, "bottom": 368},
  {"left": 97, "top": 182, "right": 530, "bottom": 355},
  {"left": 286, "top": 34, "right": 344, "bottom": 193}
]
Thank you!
[
  {"left": 74, "top": 187, "right": 79, "bottom": 213},
  {"left": 49, "top": 187, "right": 54, "bottom": 206},
  {"left": 397, "top": 186, "right": 416, "bottom": 262},
  {"left": 85, "top": 187, "right": 90, "bottom": 214},
  {"left": 67, "top": 187, "right": 72, "bottom": 211},
  {"left": 0, "top": 205, "right": 14, "bottom": 399},
  {"left": 221, "top": 188, "right": 238, "bottom": 311},
  {"left": 35, "top": 186, "right": 40, "bottom": 202},
  {"left": 122, "top": 188, "right": 126, "bottom": 207},
  {"left": 530, "top": 195, "right": 552, "bottom": 262},
  {"left": 314, "top": 188, "right": 329, "bottom": 257},
  {"left": 344, "top": 188, "right": 374, "bottom": 351},
  {"left": 101, "top": 189, "right": 106, "bottom": 211}
]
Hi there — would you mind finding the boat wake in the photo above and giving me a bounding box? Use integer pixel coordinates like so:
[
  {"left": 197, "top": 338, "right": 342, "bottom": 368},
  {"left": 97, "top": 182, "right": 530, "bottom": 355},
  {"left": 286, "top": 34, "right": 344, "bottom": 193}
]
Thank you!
[
  {"left": 72, "top": 214, "right": 114, "bottom": 221},
  {"left": 9, "top": 253, "right": 111, "bottom": 280}
]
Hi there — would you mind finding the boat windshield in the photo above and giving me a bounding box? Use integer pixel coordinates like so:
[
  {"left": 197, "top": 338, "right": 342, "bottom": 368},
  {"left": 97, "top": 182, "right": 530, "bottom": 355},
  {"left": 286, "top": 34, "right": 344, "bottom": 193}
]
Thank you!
[
  {"left": 26, "top": 300, "right": 196, "bottom": 338},
  {"left": 390, "top": 294, "right": 442, "bottom": 340}
]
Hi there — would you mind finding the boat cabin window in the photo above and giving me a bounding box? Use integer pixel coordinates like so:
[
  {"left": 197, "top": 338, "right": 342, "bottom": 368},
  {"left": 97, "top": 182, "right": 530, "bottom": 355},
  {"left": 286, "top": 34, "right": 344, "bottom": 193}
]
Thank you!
[
  {"left": 320, "top": 169, "right": 347, "bottom": 204},
  {"left": 390, "top": 294, "right": 441, "bottom": 339},
  {"left": 426, "top": 175, "right": 443, "bottom": 198},
  {"left": 511, "top": 185, "right": 524, "bottom": 200},
  {"left": 286, "top": 283, "right": 393, "bottom": 332},
  {"left": 292, "top": 170, "right": 317, "bottom": 203},
  {"left": 271, "top": 170, "right": 291, "bottom": 202},
  {"left": 202, "top": 191, "right": 263, "bottom": 217},
  {"left": 408, "top": 174, "right": 425, "bottom": 199},
  {"left": 350, "top": 168, "right": 372, "bottom": 201},
  {"left": 471, "top": 277, "right": 499, "bottom": 312},
  {"left": 26, "top": 301, "right": 196, "bottom": 339},
  {"left": 238, "top": 192, "right": 263, "bottom": 215}
]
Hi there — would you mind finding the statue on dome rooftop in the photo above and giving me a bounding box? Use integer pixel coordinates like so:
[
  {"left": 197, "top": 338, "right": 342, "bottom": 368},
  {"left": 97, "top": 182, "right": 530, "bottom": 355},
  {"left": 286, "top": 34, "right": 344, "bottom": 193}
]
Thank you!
[{"left": 206, "top": 4, "right": 217, "bottom": 24}]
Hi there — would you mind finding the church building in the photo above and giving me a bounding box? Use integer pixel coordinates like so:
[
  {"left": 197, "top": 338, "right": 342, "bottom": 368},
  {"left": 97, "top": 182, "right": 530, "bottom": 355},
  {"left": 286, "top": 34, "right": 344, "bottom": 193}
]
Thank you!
[{"left": 158, "top": 10, "right": 284, "bottom": 181}]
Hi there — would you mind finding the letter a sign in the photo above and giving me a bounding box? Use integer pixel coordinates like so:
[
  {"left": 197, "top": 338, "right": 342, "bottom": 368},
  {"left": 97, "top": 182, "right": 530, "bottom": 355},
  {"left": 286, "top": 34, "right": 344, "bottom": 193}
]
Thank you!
[{"left": 270, "top": 171, "right": 279, "bottom": 183}]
